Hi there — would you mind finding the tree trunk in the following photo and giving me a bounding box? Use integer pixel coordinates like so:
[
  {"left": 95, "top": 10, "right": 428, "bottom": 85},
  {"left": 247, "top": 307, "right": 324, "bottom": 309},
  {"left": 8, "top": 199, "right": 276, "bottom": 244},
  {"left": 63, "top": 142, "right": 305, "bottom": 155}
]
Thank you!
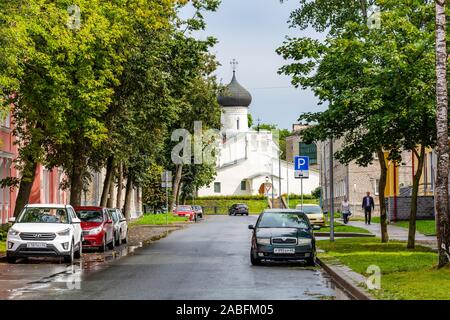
[
  {"left": 116, "top": 162, "right": 123, "bottom": 209},
  {"left": 106, "top": 175, "right": 115, "bottom": 208},
  {"left": 377, "top": 148, "right": 389, "bottom": 243},
  {"left": 70, "top": 153, "right": 86, "bottom": 207},
  {"left": 100, "top": 156, "right": 114, "bottom": 207},
  {"left": 435, "top": 0, "right": 450, "bottom": 268},
  {"left": 407, "top": 146, "right": 426, "bottom": 249},
  {"left": 13, "top": 159, "right": 38, "bottom": 217},
  {"left": 123, "top": 176, "right": 133, "bottom": 221},
  {"left": 171, "top": 164, "right": 183, "bottom": 210}
]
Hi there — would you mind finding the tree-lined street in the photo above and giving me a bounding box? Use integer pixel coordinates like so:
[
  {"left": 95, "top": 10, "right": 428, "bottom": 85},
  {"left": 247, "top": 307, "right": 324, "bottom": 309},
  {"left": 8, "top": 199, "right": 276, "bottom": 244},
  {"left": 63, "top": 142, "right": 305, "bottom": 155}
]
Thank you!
[{"left": 0, "top": 216, "right": 348, "bottom": 300}]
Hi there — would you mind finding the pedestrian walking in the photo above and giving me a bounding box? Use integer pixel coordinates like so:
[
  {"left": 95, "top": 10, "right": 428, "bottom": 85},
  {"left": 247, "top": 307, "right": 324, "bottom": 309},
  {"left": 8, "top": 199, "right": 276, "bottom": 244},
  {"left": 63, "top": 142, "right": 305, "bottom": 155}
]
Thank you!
[
  {"left": 361, "top": 191, "right": 375, "bottom": 225},
  {"left": 341, "top": 196, "right": 351, "bottom": 224}
]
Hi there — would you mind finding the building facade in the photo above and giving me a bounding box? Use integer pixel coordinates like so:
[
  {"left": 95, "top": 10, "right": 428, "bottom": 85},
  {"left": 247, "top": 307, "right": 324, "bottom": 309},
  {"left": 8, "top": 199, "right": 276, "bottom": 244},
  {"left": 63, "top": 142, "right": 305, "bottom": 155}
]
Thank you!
[{"left": 198, "top": 71, "right": 320, "bottom": 198}]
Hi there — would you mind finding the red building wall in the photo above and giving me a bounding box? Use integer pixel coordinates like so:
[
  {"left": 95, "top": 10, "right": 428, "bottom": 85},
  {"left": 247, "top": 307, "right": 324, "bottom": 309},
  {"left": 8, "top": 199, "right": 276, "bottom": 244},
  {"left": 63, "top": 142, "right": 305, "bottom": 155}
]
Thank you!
[{"left": 0, "top": 114, "right": 68, "bottom": 224}]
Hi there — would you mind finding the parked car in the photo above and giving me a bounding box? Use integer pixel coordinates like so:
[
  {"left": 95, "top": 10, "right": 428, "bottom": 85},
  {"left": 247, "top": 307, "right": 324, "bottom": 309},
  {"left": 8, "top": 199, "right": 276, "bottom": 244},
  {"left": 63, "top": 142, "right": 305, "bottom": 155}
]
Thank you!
[
  {"left": 248, "top": 209, "right": 320, "bottom": 266},
  {"left": 6, "top": 204, "right": 83, "bottom": 264},
  {"left": 174, "top": 205, "right": 195, "bottom": 221},
  {"left": 294, "top": 204, "right": 326, "bottom": 226},
  {"left": 108, "top": 208, "right": 128, "bottom": 245},
  {"left": 229, "top": 203, "right": 249, "bottom": 216},
  {"left": 74, "top": 206, "right": 115, "bottom": 252},
  {"left": 192, "top": 205, "right": 203, "bottom": 219}
]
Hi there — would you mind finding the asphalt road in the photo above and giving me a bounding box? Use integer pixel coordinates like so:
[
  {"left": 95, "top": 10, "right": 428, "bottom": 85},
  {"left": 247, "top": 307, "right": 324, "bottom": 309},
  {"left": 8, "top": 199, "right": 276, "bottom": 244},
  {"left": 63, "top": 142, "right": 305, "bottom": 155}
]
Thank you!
[{"left": 2, "top": 215, "right": 349, "bottom": 300}]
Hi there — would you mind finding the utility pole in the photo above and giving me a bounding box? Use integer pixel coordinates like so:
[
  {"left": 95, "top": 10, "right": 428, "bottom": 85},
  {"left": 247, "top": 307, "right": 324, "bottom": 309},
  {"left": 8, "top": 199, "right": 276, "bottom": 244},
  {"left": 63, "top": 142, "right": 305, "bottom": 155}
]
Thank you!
[
  {"left": 279, "top": 150, "right": 282, "bottom": 208},
  {"left": 329, "top": 138, "right": 335, "bottom": 242}
]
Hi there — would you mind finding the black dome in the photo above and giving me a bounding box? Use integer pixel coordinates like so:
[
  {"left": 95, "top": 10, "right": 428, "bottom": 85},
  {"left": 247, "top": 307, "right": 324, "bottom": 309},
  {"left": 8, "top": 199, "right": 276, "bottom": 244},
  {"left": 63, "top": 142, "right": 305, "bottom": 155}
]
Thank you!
[{"left": 218, "top": 72, "right": 252, "bottom": 107}]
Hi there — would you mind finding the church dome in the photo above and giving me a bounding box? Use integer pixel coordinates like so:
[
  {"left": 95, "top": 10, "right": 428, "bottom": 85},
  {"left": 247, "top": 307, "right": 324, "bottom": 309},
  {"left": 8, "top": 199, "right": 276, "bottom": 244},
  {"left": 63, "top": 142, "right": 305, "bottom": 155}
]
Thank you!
[{"left": 218, "top": 72, "right": 252, "bottom": 107}]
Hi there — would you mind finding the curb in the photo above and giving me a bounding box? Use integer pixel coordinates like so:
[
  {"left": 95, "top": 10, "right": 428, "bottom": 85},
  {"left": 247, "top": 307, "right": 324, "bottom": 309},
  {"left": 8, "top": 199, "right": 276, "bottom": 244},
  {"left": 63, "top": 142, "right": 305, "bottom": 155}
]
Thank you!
[
  {"left": 317, "top": 257, "right": 373, "bottom": 300},
  {"left": 314, "top": 232, "right": 375, "bottom": 238}
]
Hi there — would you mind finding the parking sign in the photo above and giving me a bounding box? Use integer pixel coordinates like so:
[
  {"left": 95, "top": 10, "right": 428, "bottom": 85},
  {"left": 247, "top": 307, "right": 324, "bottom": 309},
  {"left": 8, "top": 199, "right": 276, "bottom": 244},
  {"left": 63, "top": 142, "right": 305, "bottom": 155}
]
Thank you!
[{"left": 294, "top": 156, "right": 309, "bottom": 179}]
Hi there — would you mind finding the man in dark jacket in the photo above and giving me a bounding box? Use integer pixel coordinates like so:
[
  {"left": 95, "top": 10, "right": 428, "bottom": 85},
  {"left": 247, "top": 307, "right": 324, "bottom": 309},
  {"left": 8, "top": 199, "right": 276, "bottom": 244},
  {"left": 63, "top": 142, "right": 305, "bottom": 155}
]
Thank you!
[{"left": 362, "top": 191, "right": 375, "bottom": 225}]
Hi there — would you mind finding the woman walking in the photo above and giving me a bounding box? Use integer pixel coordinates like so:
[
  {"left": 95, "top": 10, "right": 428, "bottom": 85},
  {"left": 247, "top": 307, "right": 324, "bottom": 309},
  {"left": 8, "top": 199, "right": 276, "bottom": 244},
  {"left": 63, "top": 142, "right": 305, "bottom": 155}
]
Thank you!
[{"left": 341, "top": 196, "right": 351, "bottom": 224}]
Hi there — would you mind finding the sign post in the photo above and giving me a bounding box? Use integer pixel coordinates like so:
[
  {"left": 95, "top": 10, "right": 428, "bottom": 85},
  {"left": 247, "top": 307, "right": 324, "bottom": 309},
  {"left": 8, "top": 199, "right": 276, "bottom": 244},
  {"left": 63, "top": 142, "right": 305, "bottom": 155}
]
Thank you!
[
  {"left": 294, "top": 156, "right": 310, "bottom": 211},
  {"left": 161, "top": 171, "right": 172, "bottom": 226}
]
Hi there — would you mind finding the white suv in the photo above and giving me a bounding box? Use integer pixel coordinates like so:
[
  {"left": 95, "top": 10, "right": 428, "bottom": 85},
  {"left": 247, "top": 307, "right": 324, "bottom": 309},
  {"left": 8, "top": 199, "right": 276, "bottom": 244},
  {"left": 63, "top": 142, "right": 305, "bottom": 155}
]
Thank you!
[{"left": 6, "top": 204, "right": 83, "bottom": 264}]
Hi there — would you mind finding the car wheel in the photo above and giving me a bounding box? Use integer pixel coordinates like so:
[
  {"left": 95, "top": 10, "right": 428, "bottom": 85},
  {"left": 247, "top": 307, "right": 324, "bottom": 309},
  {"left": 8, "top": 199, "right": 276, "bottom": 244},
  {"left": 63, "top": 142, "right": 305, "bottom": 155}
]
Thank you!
[
  {"left": 99, "top": 236, "right": 106, "bottom": 252},
  {"left": 250, "top": 250, "right": 262, "bottom": 266},
  {"left": 115, "top": 232, "right": 120, "bottom": 247},
  {"left": 74, "top": 241, "right": 82, "bottom": 259},
  {"left": 64, "top": 242, "right": 75, "bottom": 264},
  {"left": 108, "top": 234, "right": 115, "bottom": 250},
  {"left": 122, "top": 231, "right": 128, "bottom": 244},
  {"left": 6, "top": 253, "right": 16, "bottom": 264},
  {"left": 305, "top": 253, "right": 316, "bottom": 267}
]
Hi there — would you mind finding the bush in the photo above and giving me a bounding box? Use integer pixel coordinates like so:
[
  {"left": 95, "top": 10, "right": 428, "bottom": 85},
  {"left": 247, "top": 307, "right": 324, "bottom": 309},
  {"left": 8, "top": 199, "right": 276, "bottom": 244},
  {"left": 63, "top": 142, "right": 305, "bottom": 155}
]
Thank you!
[
  {"left": 189, "top": 194, "right": 317, "bottom": 201},
  {"left": 0, "top": 223, "right": 11, "bottom": 241}
]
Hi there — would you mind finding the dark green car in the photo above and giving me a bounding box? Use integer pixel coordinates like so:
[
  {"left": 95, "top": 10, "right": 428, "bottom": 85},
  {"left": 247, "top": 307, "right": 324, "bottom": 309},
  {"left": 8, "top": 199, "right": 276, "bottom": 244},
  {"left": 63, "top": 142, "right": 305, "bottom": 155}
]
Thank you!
[{"left": 248, "top": 209, "right": 320, "bottom": 266}]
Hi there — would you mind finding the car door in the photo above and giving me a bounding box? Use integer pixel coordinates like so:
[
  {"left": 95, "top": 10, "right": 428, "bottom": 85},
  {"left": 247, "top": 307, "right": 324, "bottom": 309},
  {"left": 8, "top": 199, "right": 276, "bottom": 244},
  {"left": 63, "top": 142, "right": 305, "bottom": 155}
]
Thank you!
[
  {"left": 118, "top": 209, "right": 127, "bottom": 239},
  {"left": 68, "top": 207, "right": 82, "bottom": 245},
  {"left": 104, "top": 210, "right": 113, "bottom": 242}
]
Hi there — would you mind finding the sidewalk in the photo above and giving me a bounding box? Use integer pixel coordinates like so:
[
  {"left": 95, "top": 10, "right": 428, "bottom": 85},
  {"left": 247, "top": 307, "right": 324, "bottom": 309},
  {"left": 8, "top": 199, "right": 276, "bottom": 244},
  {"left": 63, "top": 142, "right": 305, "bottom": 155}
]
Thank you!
[{"left": 346, "top": 220, "right": 437, "bottom": 249}]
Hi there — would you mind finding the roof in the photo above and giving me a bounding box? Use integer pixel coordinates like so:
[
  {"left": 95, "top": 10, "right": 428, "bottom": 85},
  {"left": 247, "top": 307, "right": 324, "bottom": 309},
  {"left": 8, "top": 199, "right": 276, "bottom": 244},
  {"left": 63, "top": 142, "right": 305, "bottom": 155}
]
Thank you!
[
  {"left": 217, "top": 72, "right": 252, "bottom": 107},
  {"left": 262, "top": 209, "right": 305, "bottom": 214},
  {"left": 25, "top": 203, "right": 71, "bottom": 208}
]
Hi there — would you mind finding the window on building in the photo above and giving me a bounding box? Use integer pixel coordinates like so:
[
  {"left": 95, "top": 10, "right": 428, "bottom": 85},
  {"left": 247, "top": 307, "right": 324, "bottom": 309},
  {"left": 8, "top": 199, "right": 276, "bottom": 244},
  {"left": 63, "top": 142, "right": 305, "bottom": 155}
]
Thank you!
[
  {"left": 374, "top": 179, "right": 380, "bottom": 195},
  {"left": 241, "top": 180, "right": 246, "bottom": 191},
  {"left": 237, "top": 119, "right": 240, "bottom": 130},
  {"left": 299, "top": 142, "right": 318, "bottom": 165},
  {"left": 214, "top": 182, "right": 221, "bottom": 193}
]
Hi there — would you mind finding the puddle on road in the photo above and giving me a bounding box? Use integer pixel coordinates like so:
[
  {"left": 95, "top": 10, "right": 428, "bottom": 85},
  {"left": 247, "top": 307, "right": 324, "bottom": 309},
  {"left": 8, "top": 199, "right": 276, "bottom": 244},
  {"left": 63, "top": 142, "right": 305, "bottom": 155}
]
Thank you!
[{"left": 3, "top": 243, "right": 143, "bottom": 300}]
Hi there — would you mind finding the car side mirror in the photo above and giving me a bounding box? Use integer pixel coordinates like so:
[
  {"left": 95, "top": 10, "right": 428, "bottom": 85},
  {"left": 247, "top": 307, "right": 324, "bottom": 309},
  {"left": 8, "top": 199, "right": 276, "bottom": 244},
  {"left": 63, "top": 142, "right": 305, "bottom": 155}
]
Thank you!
[
  {"left": 312, "top": 225, "right": 321, "bottom": 231},
  {"left": 8, "top": 217, "right": 15, "bottom": 223},
  {"left": 72, "top": 218, "right": 81, "bottom": 224},
  {"left": 248, "top": 224, "right": 254, "bottom": 230}
]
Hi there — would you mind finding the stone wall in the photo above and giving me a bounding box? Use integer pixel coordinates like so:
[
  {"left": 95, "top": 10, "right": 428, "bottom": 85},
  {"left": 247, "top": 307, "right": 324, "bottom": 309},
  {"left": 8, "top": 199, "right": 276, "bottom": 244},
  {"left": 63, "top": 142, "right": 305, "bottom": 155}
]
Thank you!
[{"left": 385, "top": 196, "right": 434, "bottom": 221}]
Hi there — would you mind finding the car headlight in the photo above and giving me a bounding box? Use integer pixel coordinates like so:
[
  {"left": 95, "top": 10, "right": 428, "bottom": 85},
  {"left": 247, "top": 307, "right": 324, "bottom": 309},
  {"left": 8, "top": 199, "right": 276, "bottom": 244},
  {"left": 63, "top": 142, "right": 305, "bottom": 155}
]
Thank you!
[
  {"left": 88, "top": 226, "right": 103, "bottom": 235},
  {"left": 257, "top": 238, "right": 271, "bottom": 245},
  {"left": 8, "top": 228, "right": 20, "bottom": 236},
  {"left": 297, "top": 238, "right": 312, "bottom": 245},
  {"left": 57, "top": 228, "right": 71, "bottom": 236}
]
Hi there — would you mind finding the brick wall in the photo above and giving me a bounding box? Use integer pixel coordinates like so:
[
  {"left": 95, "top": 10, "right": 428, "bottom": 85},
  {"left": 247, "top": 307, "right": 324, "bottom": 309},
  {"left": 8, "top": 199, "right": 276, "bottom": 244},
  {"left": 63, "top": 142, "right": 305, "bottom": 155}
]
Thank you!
[{"left": 385, "top": 196, "right": 435, "bottom": 221}]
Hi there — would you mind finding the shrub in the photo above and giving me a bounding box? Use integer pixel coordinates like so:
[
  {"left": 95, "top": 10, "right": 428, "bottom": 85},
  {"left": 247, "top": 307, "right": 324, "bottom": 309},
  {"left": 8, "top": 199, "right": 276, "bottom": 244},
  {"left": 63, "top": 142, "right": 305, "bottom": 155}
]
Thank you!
[{"left": 0, "top": 223, "right": 11, "bottom": 241}]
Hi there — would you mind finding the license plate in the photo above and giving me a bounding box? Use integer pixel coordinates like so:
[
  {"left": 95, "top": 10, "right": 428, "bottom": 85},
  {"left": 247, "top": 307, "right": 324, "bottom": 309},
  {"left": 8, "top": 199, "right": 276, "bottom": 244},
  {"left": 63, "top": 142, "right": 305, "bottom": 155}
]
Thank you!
[
  {"left": 274, "top": 248, "right": 295, "bottom": 254},
  {"left": 26, "top": 242, "right": 47, "bottom": 249}
]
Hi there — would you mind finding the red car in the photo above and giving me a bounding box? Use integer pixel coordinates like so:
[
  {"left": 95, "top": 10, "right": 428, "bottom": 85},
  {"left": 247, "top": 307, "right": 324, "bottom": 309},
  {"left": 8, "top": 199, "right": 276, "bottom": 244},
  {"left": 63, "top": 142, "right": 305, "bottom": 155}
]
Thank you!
[
  {"left": 174, "top": 205, "right": 195, "bottom": 221},
  {"left": 74, "top": 206, "right": 115, "bottom": 252}
]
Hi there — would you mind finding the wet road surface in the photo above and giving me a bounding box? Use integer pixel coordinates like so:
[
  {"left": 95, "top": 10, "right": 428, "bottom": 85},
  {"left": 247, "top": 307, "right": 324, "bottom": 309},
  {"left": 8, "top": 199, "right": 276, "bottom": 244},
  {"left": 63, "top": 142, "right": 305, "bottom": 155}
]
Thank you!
[{"left": 0, "top": 216, "right": 350, "bottom": 300}]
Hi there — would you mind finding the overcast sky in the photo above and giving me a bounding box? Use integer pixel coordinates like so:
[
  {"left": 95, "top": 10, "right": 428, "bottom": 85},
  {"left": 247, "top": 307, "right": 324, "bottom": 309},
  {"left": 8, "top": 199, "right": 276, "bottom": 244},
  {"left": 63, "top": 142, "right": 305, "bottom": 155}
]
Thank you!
[{"left": 182, "top": 0, "right": 325, "bottom": 130}]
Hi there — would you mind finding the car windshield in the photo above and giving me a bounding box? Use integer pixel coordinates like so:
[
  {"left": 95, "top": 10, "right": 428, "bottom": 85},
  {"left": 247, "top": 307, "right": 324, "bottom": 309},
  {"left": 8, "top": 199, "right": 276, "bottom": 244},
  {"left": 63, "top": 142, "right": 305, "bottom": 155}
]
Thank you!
[
  {"left": 177, "top": 206, "right": 191, "bottom": 211},
  {"left": 18, "top": 207, "right": 69, "bottom": 224},
  {"left": 300, "top": 206, "right": 322, "bottom": 214},
  {"left": 258, "top": 212, "right": 309, "bottom": 229},
  {"left": 109, "top": 210, "right": 119, "bottom": 222},
  {"left": 76, "top": 210, "right": 103, "bottom": 223},
  {"left": 237, "top": 204, "right": 247, "bottom": 208}
]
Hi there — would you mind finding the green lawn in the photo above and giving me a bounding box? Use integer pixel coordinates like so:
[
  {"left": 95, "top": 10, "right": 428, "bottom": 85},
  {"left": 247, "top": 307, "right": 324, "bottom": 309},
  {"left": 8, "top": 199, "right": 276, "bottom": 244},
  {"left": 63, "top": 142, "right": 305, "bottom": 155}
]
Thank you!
[
  {"left": 130, "top": 214, "right": 188, "bottom": 226},
  {"left": 187, "top": 198, "right": 318, "bottom": 214},
  {"left": 317, "top": 237, "right": 450, "bottom": 300},
  {"left": 369, "top": 217, "right": 436, "bottom": 236},
  {"left": 318, "top": 223, "right": 371, "bottom": 234}
]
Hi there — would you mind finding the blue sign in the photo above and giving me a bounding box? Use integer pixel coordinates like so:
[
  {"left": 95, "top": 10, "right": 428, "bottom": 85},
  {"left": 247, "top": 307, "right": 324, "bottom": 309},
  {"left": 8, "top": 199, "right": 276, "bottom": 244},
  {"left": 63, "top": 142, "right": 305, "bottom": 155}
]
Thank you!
[{"left": 294, "top": 156, "right": 309, "bottom": 171}]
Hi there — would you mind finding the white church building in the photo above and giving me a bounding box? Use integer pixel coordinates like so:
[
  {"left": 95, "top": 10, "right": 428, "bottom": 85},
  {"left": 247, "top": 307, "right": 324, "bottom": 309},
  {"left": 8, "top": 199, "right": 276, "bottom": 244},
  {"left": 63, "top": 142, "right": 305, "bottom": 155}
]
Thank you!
[{"left": 197, "top": 70, "right": 319, "bottom": 198}]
